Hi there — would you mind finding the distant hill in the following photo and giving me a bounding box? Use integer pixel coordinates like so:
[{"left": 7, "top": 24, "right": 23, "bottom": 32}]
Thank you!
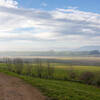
[
  {"left": 0, "top": 50, "right": 99, "bottom": 57},
  {"left": 0, "top": 46, "right": 100, "bottom": 57},
  {"left": 76, "top": 46, "right": 100, "bottom": 51}
]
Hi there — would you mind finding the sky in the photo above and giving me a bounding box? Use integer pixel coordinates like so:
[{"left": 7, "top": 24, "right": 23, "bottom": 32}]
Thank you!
[{"left": 0, "top": 0, "right": 100, "bottom": 51}]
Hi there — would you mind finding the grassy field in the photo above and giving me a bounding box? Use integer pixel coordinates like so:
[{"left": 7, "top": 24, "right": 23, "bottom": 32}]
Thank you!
[
  {"left": 54, "top": 63, "right": 100, "bottom": 71},
  {"left": 0, "top": 69, "right": 100, "bottom": 100},
  {"left": 56, "top": 57, "right": 100, "bottom": 61}
]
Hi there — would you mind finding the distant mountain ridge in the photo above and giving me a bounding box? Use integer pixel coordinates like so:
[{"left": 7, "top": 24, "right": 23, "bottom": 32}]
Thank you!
[
  {"left": 76, "top": 46, "right": 100, "bottom": 51},
  {"left": 0, "top": 46, "right": 99, "bottom": 57}
]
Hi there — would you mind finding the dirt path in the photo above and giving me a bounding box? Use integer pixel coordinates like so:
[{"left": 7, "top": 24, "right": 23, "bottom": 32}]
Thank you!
[{"left": 0, "top": 73, "right": 46, "bottom": 100}]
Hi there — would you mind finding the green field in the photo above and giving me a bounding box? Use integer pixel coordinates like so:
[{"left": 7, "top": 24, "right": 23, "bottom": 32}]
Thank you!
[{"left": 54, "top": 64, "right": 100, "bottom": 72}]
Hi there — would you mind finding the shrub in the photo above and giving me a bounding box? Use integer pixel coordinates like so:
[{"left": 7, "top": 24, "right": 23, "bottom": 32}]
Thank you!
[
  {"left": 95, "top": 79, "right": 100, "bottom": 87},
  {"left": 93, "top": 72, "right": 100, "bottom": 87},
  {"left": 69, "top": 71, "right": 76, "bottom": 80},
  {"left": 79, "top": 71, "right": 94, "bottom": 84}
]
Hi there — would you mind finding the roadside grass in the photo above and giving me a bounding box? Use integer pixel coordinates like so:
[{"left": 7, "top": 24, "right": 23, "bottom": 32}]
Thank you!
[{"left": 0, "top": 69, "right": 100, "bottom": 100}]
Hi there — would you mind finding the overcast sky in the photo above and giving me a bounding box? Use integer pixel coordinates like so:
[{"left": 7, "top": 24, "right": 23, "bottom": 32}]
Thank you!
[{"left": 0, "top": 0, "right": 100, "bottom": 51}]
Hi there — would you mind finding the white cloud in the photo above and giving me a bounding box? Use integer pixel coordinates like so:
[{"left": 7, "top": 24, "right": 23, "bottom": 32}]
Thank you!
[
  {"left": 0, "top": 0, "right": 18, "bottom": 8},
  {"left": 0, "top": 3, "right": 100, "bottom": 50}
]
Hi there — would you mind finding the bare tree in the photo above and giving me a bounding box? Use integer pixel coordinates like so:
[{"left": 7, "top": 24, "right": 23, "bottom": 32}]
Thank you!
[
  {"left": 36, "top": 59, "right": 43, "bottom": 78},
  {"left": 5, "top": 57, "right": 12, "bottom": 71},
  {"left": 25, "top": 63, "right": 33, "bottom": 76},
  {"left": 13, "top": 58, "right": 24, "bottom": 74},
  {"left": 46, "top": 60, "right": 54, "bottom": 79}
]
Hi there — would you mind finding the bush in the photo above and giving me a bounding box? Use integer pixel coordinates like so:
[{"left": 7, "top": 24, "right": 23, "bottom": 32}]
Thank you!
[
  {"left": 69, "top": 72, "right": 76, "bottom": 80},
  {"left": 93, "top": 72, "right": 100, "bottom": 87},
  {"left": 95, "top": 79, "right": 100, "bottom": 87},
  {"left": 79, "top": 71, "right": 95, "bottom": 84}
]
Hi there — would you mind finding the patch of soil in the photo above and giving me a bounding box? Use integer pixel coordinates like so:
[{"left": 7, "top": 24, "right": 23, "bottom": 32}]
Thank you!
[{"left": 0, "top": 73, "right": 46, "bottom": 100}]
